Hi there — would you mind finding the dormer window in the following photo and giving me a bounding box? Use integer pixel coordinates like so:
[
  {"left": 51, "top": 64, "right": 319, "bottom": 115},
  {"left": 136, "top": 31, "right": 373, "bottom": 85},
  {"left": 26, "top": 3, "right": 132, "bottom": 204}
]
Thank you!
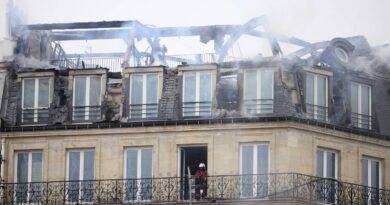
[
  {"left": 243, "top": 69, "right": 274, "bottom": 114},
  {"left": 305, "top": 72, "right": 328, "bottom": 121},
  {"left": 351, "top": 82, "right": 371, "bottom": 129},
  {"left": 21, "top": 77, "right": 51, "bottom": 124},
  {"left": 73, "top": 75, "right": 102, "bottom": 122},
  {"left": 182, "top": 71, "right": 212, "bottom": 117},
  {"left": 129, "top": 73, "right": 158, "bottom": 119}
]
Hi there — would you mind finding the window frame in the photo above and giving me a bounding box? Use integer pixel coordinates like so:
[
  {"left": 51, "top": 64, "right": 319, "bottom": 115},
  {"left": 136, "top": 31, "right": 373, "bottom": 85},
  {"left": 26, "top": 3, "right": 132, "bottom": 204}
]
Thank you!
[
  {"left": 305, "top": 72, "right": 329, "bottom": 121},
  {"left": 123, "top": 147, "right": 153, "bottom": 202},
  {"left": 316, "top": 148, "right": 338, "bottom": 179},
  {"left": 361, "top": 157, "right": 382, "bottom": 189},
  {"left": 14, "top": 150, "right": 43, "bottom": 204},
  {"left": 21, "top": 77, "right": 52, "bottom": 124},
  {"left": 129, "top": 73, "right": 159, "bottom": 119},
  {"left": 65, "top": 149, "right": 95, "bottom": 204},
  {"left": 72, "top": 75, "right": 102, "bottom": 122},
  {"left": 239, "top": 143, "right": 270, "bottom": 198},
  {"left": 350, "top": 82, "right": 372, "bottom": 129},
  {"left": 243, "top": 68, "right": 274, "bottom": 114},
  {"left": 182, "top": 70, "right": 212, "bottom": 117}
]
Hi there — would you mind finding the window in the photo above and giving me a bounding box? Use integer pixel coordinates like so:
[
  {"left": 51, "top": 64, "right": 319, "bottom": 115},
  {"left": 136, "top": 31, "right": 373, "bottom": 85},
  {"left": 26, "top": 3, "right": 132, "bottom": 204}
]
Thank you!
[
  {"left": 305, "top": 73, "right": 328, "bottom": 121},
  {"left": 124, "top": 148, "right": 153, "bottom": 202},
  {"left": 362, "top": 157, "right": 381, "bottom": 204},
  {"left": 351, "top": 82, "right": 372, "bottom": 129},
  {"left": 73, "top": 76, "right": 101, "bottom": 122},
  {"left": 240, "top": 144, "right": 269, "bottom": 198},
  {"left": 14, "top": 151, "right": 43, "bottom": 203},
  {"left": 22, "top": 78, "right": 50, "bottom": 124},
  {"left": 66, "top": 150, "right": 95, "bottom": 203},
  {"left": 243, "top": 69, "right": 273, "bottom": 114},
  {"left": 129, "top": 73, "right": 158, "bottom": 119},
  {"left": 182, "top": 71, "right": 212, "bottom": 117},
  {"left": 317, "top": 149, "right": 337, "bottom": 203}
]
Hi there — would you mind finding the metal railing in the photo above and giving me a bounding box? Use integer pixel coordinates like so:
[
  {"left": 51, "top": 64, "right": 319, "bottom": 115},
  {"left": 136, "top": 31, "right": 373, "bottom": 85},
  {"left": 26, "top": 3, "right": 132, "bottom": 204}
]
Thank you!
[
  {"left": 182, "top": 101, "right": 212, "bottom": 117},
  {"left": 306, "top": 104, "right": 328, "bottom": 121},
  {"left": 72, "top": 106, "right": 101, "bottom": 122},
  {"left": 21, "top": 108, "right": 50, "bottom": 125},
  {"left": 243, "top": 99, "right": 273, "bottom": 114},
  {"left": 1, "top": 173, "right": 389, "bottom": 204},
  {"left": 129, "top": 103, "right": 158, "bottom": 119},
  {"left": 351, "top": 112, "right": 372, "bottom": 130},
  {"left": 50, "top": 53, "right": 244, "bottom": 72}
]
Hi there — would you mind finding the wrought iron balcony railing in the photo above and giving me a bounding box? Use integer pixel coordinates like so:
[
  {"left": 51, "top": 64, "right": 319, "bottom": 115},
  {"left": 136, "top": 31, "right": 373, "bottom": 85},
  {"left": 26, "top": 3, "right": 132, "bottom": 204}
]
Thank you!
[
  {"left": 306, "top": 103, "right": 328, "bottom": 121},
  {"left": 21, "top": 108, "right": 50, "bottom": 125},
  {"left": 182, "top": 101, "right": 212, "bottom": 117},
  {"left": 129, "top": 103, "right": 158, "bottom": 119},
  {"left": 72, "top": 106, "right": 101, "bottom": 122},
  {"left": 1, "top": 173, "right": 389, "bottom": 204},
  {"left": 351, "top": 112, "right": 373, "bottom": 130},
  {"left": 243, "top": 99, "right": 273, "bottom": 114}
]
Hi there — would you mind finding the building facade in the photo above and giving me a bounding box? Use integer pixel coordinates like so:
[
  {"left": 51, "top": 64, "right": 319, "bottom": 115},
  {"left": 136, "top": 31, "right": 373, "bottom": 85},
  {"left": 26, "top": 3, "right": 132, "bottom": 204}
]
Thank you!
[{"left": 0, "top": 19, "right": 390, "bottom": 204}]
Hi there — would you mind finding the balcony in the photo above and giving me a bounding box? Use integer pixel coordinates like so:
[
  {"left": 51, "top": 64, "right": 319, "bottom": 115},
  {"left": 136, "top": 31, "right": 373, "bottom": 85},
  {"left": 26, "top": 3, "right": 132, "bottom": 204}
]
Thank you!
[
  {"left": 243, "top": 99, "right": 273, "bottom": 114},
  {"left": 351, "top": 112, "right": 373, "bottom": 130},
  {"left": 306, "top": 104, "right": 328, "bottom": 122},
  {"left": 72, "top": 106, "right": 102, "bottom": 122},
  {"left": 128, "top": 103, "right": 158, "bottom": 119},
  {"left": 182, "top": 101, "right": 212, "bottom": 117},
  {"left": 1, "top": 173, "right": 389, "bottom": 204}
]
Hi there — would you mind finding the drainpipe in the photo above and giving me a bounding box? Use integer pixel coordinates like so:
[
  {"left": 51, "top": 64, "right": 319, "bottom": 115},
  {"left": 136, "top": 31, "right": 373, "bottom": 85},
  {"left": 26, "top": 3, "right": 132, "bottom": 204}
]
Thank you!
[{"left": 0, "top": 137, "right": 4, "bottom": 182}]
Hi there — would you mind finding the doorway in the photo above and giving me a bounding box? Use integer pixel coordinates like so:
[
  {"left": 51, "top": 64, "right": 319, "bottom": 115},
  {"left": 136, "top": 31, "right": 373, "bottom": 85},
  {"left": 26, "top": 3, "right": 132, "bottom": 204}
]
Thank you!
[{"left": 178, "top": 145, "right": 208, "bottom": 200}]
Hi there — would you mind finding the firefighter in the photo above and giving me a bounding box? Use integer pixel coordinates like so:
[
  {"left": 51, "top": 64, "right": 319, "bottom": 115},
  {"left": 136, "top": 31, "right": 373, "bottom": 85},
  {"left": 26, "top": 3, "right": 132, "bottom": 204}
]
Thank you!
[{"left": 194, "top": 163, "right": 207, "bottom": 200}]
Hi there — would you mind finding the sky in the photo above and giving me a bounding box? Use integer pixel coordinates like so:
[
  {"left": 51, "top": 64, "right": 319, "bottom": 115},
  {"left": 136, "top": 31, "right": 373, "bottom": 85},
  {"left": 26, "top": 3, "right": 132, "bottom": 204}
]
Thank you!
[{"left": 2, "top": 0, "right": 390, "bottom": 57}]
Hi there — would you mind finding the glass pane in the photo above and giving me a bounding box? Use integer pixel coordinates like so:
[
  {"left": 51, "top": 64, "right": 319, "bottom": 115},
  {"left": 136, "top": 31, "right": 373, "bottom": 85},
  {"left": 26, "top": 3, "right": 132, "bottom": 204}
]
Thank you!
[
  {"left": 183, "top": 72, "right": 196, "bottom": 116},
  {"left": 83, "top": 151, "right": 94, "bottom": 202},
  {"left": 261, "top": 70, "right": 274, "bottom": 113},
  {"left": 130, "top": 75, "right": 143, "bottom": 118},
  {"left": 317, "top": 75, "right": 326, "bottom": 107},
  {"left": 241, "top": 145, "right": 254, "bottom": 197},
  {"left": 317, "top": 150, "right": 324, "bottom": 177},
  {"left": 16, "top": 153, "right": 28, "bottom": 203},
  {"left": 362, "top": 159, "right": 368, "bottom": 186},
  {"left": 351, "top": 83, "right": 358, "bottom": 113},
  {"left": 74, "top": 77, "right": 86, "bottom": 106},
  {"left": 23, "top": 79, "right": 35, "bottom": 108},
  {"left": 326, "top": 152, "right": 336, "bottom": 178},
  {"left": 89, "top": 76, "right": 101, "bottom": 106},
  {"left": 199, "top": 72, "right": 211, "bottom": 116},
  {"left": 146, "top": 74, "right": 158, "bottom": 118},
  {"left": 31, "top": 152, "right": 42, "bottom": 182},
  {"left": 305, "top": 74, "right": 314, "bottom": 104},
  {"left": 244, "top": 70, "right": 257, "bottom": 114},
  {"left": 68, "top": 152, "right": 80, "bottom": 181},
  {"left": 125, "top": 150, "right": 138, "bottom": 201},
  {"left": 371, "top": 161, "right": 379, "bottom": 188},
  {"left": 126, "top": 150, "right": 138, "bottom": 179},
  {"left": 68, "top": 152, "right": 80, "bottom": 203},
  {"left": 141, "top": 149, "right": 153, "bottom": 200},
  {"left": 38, "top": 78, "right": 50, "bottom": 107},
  {"left": 257, "top": 144, "right": 269, "bottom": 198},
  {"left": 17, "top": 153, "right": 28, "bottom": 183},
  {"left": 361, "top": 85, "right": 370, "bottom": 115}
]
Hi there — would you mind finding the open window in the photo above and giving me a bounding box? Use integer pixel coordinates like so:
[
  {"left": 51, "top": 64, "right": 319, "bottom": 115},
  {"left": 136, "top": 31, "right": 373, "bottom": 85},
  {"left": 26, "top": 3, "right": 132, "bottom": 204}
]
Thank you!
[
  {"left": 351, "top": 82, "right": 372, "bottom": 129},
  {"left": 243, "top": 68, "right": 274, "bottom": 114},
  {"left": 14, "top": 151, "right": 43, "bottom": 204},
  {"left": 21, "top": 78, "right": 51, "bottom": 124}
]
